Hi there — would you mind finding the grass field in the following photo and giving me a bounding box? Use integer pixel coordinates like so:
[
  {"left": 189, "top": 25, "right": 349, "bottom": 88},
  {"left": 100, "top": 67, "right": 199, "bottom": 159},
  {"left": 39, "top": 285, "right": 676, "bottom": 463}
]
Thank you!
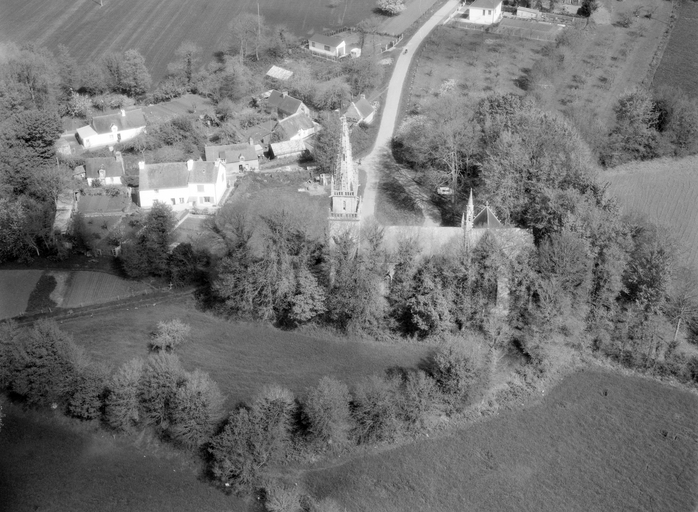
[
  {"left": 60, "top": 271, "right": 152, "bottom": 309},
  {"left": 653, "top": 0, "right": 698, "bottom": 97},
  {"left": 304, "top": 369, "right": 698, "bottom": 511},
  {"left": 0, "top": 0, "right": 377, "bottom": 81},
  {"left": 0, "top": 270, "right": 43, "bottom": 320},
  {"left": 59, "top": 298, "right": 434, "bottom": 409},
  {"left": 603, "top": 155, "right": 698, "bottom": 273},
  {"left": 0, "top": 403, "right": 247, "bottom": 512}
]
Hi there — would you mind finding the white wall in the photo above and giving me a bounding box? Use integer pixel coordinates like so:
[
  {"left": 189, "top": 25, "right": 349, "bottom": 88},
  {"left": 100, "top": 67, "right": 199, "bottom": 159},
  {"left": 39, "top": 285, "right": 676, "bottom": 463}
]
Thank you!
[
  {"left": 309, "top": 40, "right": 345, "bottom": 57},
  {"left": 82, "top": 126, "right": 145, "bottom": 149},
  {"left": 139, "top": 187, "right": 190, "bottom": 210},
  {"left": 469, "top": 3, "right": 501, "bottom": 24}
]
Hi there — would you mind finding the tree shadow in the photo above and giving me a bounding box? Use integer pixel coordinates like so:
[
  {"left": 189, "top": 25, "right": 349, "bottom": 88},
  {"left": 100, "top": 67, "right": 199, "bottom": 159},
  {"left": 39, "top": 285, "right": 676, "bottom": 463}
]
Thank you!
[{"left": 374, "top": 149, "right": 424, "bottom": 226}]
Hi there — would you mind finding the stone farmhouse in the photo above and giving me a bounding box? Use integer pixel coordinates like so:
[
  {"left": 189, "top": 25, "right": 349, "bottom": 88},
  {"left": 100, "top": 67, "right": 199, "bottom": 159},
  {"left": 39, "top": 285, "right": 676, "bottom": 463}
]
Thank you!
[
  {"left": 138, "top": 159, "right": 227, "bottom": 210},
  {"left": 75, "top": 152, "right": 125, "bottom": 186},
  {"left": 345, "top": 95, "right": 375, "bottom": 125},
  {"left": 466, "top": 0, "right": 503, "bottom": 24},
  {"left": 76, "top": 109, "right": 146, "bottom": 149},
  {"left": 266, "top": 90, "right": 310, "bottom": 119},
  {"left": 205, "top": 143, "right": 259, "bottom": 175},
  {"left": 243, "top": 120, "right": 276, "bottom": 154},
  {"left": 308, "top": 34, "right": 347, "bottom": 58}
]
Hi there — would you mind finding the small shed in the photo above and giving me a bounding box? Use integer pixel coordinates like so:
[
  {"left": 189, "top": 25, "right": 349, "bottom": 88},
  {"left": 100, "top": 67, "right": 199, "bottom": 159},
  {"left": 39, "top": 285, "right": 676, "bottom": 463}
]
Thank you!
[
  {"left": 269, "top": 140, "right": 306, "bottom": 159},
  {"left": 350, "top": 48, "right": 362, "bottom": 58},
  {"left": 266, "top": 65, "right": 294, "bottom": 81},
  {"left": 517, "top": 6, "right": 540, "bottom": 18},
  {"left": 309, "top": 33, "right": 347, "bottom": 58}
]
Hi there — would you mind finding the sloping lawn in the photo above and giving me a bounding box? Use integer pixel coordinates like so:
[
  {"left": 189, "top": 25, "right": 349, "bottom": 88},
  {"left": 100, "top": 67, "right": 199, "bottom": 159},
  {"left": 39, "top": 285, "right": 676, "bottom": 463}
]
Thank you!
[
  {"left": 305, "top": 370, "right": 698, "bottom": 512},
  {"left": 0, "top": 269, "right": 43, "bottom": 320},
  {"left": 60, "top": 298, "right": 433, "bottom": 409},
  {"left": 0, "top": 404, "right": 247, "bottom": 512}
]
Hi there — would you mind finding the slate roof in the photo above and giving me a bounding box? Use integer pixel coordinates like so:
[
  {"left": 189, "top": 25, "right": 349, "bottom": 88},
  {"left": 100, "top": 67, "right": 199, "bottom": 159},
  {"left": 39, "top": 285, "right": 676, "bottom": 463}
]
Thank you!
[
  {"left": 468, "top": 0, "right": 502, "bottom": 9},
  {"left": 84, "top": 156, "right": 125, "bottom": 179},
  {"left": 76, "top": 125, "right": 98, "bottom": 139},
  {"left": 270, "top": 139, "right": 306, "bottom": 156},
  {"left": 243, "top": 120, "right": 277, "bottom": 145},
  {"left": 472, "top": 206, "right": 503, "bottom": 229},
  {"left": 140, "top": 163, "right": 189, "bottom": 191},
  {"left": 309, "top": 33, "right": 344, "bottom": 47},
  {"left": 276, "top": 112, "right": 315, "bottom": 140},
  {"left": 91, "top": 109, "right": 146, "bottom": 134},
  {"left": 188, "top": 161, "right": 221, "bottom": 184},
  {"left": 267, "top": 90, "right": 305, "bottom": 116},
  {"left": 346, "top": 97, "right": 374, "bottom": 121},
  {"left": 204, "top": 143, "right": 257, "bottom": 163}
]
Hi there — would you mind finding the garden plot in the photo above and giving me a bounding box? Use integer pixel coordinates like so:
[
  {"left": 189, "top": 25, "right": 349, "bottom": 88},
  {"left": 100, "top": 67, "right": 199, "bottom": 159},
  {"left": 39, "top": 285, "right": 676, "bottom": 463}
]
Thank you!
[{"left": 61, "top": 272, "right": 152, "bottom": 309}]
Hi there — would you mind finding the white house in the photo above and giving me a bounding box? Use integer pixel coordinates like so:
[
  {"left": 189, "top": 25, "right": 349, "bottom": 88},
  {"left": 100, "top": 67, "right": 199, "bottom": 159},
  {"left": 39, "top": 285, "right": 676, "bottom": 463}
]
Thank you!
[
  {"left": 345, "top": 95, "right": 375, "bottom": 125},
  {"left": 138, "top": 159, "right": 227, "bottom": 210},
  {"left": 467, "top": 0, "right": 503, "bottom": 24},
  {"left": 275, "top": 112, "right": 318, "bottom": 141},
  {"left": 76, "top": 109, "right": 147, "bottom": 149},
  {"left": 80, "top": 152, "right": 126, "bottom": 186},
  {"left": 308, "top": 34, "right": 347, "bottom": 58}
]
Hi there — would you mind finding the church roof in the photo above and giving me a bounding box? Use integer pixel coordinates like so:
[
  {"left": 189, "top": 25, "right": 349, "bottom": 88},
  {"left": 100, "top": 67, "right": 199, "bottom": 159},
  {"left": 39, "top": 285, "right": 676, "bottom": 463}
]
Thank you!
[{"left": 473, "top": 205, "right": 503, "bottom": 229}]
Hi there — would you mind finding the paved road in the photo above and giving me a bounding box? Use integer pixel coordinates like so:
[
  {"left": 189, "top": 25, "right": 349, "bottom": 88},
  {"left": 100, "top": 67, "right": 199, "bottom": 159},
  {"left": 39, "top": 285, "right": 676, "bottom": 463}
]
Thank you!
[{"left": 359, "top": 0, "right": 460, "bottom": 226}]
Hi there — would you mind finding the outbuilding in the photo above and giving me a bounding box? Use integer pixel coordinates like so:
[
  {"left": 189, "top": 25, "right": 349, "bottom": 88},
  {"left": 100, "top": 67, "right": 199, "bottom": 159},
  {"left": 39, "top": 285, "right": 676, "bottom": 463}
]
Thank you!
[
  {"left": 466, "top": 0, "right": 503, "bottom": 24},
  {"left": 308, "top": 34, "right": 347, "bottom": 58}
]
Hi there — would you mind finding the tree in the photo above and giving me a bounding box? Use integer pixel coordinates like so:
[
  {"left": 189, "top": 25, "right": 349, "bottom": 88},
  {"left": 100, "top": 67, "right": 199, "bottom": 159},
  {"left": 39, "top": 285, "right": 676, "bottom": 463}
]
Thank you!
[
  {"left": 66, "top": 357, "right": 108, "bottom": 420},
  {"left": 313, "top": 112, "right": 342, "bottom": 174},
  {"left": 343, "top": 58, "right": 384, "bottom": 96},
  {"left": 168, "top": 41, "right": 201, "bottom": 86},
  {"left": 302, "top": 377, "right": 352, "bottom": 447},
  {"left": 315, "top": 78, "right": 351, "bottom": 111},
  {"left": 228, "top": 13, "right": 260, "bottom": 64},
  {"left": 429, "top": 340, "right": 479, "bottom": 402},
  {"left": 288, "top": 265, "right": 326, "bottom": 325},
  {"left": 0, "top": 43, "right": 60, "bottom": 115},
  {"left": 167, "top": 369, "right": 224, "bottom": 448},
  {"left": 351, "top": 375, "right": 400, "bottom": 444},
  {"left": 665, "top": 267, "right": 698, "bottom": 344},
  {"left": 577, "top": 0, "right": 598, "bottom": 16},
  {"left": 403, "top": 258, "right": 452, "bottom": 337},
  {"left": 149, "top": 319, "right": 191, "bottom": 352},
  {"left": 377, "top": 0, "right": 406, "bottom": 15},
  {"left": 79, "top": 62, "right": 108, "bottom": 95},
  {"left": 138, "top": 353, "right": 185, "bottom": 429},
  {"left": 120, "top": 49, "right": 152, "bottom": 97},
  {"left": 105, "top": 358, "right": 145, "bottom": 431},
  {"left": 55, "top": 45, "right": 78, "bottom": 96},
  {"left": 0, "top": 197, "right": 53, "bottom": 262},
  {"left": 121, "top": 202, "right": 175, "bottom": 278}
]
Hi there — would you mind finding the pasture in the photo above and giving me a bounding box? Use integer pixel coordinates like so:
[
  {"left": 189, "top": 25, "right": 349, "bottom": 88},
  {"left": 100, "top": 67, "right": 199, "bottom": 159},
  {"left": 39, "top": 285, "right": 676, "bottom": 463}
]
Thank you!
[
  {"left": 603, "top": 155, "right": 698, "bottom": 274},
  {"left": 653, "top": 0, "right": 698, "bottom": 97},
  {"left": 406, "top": 26, "right": 547, "bottom": 112},
  {"left": 0, "top": 0, "right": 377, "bottom": 81},
  {"left": 0, "top": 403, "right": 246, "bottom": 512},
  {"left": 305, "top": 369, "right": 698, "bottom": 512},
  {"left": 59, "top": 298, "right": 434, "bottom": 409},
  {"left": 60, "top": 271, "right": 152, "bottom": 308},
  {"left": 0, "top": 270, "right": 43, "bottom": 320}
]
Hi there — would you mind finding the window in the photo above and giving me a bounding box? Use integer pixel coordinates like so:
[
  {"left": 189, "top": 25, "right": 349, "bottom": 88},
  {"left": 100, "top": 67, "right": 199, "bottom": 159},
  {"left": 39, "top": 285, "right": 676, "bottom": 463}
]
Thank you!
[
  {"left": 239, "top": 164, "right": 244, "bottom": 171},
  {"left": 203, "top": 196, "right": 213, "bottom": 203},
  {"left": 179, "top": 198, "right": 185, "bottom": 204},
  {"left": 170, "top": 198, "right": 176, "bottom": 205},
  {"left": 311, "top": 42, "right": 315, "bottom": 47},
  {"left": 197, "top": 185, "right": 204, "bottom": 192},
  {"left": 483, "top": 9, "right": 486, "bottom": 14},
  {"left": 488, "top": 9, "right": 491, "bottom": 14},
  {"left": 324, "top": 45, "right": 330, "bottom": 51}
]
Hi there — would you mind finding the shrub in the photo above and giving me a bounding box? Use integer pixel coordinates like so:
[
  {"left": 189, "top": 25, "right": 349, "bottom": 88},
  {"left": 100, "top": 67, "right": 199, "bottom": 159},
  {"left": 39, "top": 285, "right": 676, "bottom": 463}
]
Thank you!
[
  {"left": 66, "top": 357, "right": 108, "bottom": 420},
  {"left": 138, "top": 353, "right": 185, "bottom": 429},
  {"left": 167, "top": 369, "right": 224, "bottom": 448},
  {"left": 104, "top": 358, "right": 145, "bottom": 431},
  {"left": 351, "top": 375, "right": 400, "bottom": 444},
  {"left": 397, "top": 369, "right": 439, "bottom": 430},
  {"left": 7, "top": 320, "right": 80, "bottom": 406},
  {"left": 263, "top": 482, "right": 302, "bottom": 512},
  {"left": 302, "top": 377, "right": 352, "bottom": 448},
  {"left": 149, "top": 319, "right": 191, "bottom": 353},
  {"left": 251, "top": 385, "right": 296, "bottom": 461},
  {"left": 0, "top": 320, "right": 20, "bottom": 389},
  {"left": 376, "top": 0, "right": 405, "bottom": 15},
  {"left": 429, "top": 341, "right": 479, "bottom": 404}
]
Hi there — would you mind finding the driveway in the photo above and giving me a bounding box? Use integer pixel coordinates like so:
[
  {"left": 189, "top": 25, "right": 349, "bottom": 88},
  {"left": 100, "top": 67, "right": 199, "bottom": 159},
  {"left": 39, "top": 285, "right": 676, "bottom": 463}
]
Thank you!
[{"left": 359, "top": 0, "right": 461, "bottom": 226}]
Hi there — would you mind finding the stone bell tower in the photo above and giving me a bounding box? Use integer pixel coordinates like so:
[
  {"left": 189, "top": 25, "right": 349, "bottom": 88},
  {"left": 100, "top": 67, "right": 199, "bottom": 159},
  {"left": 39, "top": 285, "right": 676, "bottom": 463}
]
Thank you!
[{"left": 328, "top": 116, "right": 361, "bottom": 246}]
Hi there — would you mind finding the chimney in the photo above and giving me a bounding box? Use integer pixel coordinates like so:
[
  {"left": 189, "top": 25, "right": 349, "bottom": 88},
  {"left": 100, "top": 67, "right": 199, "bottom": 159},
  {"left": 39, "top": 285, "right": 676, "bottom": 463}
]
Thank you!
[
  {"left": 186, "top": 159, "right": 194, "bottom": 171},
  {"left": 281, "top": 91, "right": 288, "bottom": 98},
  {"left": 120, "top": 109, "right": 126, "bottom": 117},
  {"left": 138, "top": 161, "right": 145, "bottom": 170}
]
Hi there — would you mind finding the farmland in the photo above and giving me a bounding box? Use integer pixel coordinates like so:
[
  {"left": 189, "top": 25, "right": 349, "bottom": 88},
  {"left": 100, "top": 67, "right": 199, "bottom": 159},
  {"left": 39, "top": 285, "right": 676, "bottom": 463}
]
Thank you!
[
  {"left": 653, "top": 0, "right": 698, "bottom": 97},
  {"left": 0, "top": 0, "right": 377, "bottom": 81},
  {"left": 305, "top": 369, "right": 698, "bottom": 512},
  {"left": 0, "top": 270, "right": 43, "bottom": 320},
  {"left": 59, "top": 298, "right": 434, "bottom": 408},
  {"left": 603, "top": 155, "right": 698, "bottom": 274},
  {"left": 0, "top": 403, "right": 246, "bottom": 512}
]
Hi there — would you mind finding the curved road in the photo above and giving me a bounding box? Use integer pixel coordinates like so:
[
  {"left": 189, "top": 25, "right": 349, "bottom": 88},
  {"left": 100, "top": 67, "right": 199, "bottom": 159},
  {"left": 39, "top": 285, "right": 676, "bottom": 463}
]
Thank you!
[{"left": 359, "top": 0, "right": 460, "bottom": 225}]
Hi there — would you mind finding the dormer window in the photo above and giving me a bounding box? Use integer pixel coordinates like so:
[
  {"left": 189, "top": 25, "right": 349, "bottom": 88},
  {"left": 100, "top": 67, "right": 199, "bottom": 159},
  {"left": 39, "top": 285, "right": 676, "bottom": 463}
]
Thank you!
[
  {"left": 99, "top": 169, "right": 106, "bottom": 179},
  {"left": 111, "top": 124, "right": 118, "bottom": 132}
]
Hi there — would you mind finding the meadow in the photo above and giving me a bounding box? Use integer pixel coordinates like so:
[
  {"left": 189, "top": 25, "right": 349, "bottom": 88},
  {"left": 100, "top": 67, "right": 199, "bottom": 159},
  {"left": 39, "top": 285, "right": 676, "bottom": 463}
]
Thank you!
[
  {"left": 59, "top": 298, "right": 434, "bottom": 409},
  {"left": 304, "top": 369, "right": 698, "bottom": 511},
  {"left": 653, "top": 0, "right": 698, "bottom": 97},
  {"left": 0, "top": 0, "right": 377, "bottom": 80},
  {"left": 0, "top": 270, "right": 43, "bottom": 320},
  {"left": 603, "top": 155, "right": 698, "bottom": 274},
  {"left": 0, "top": 403, "right": 247, "bottom": 512}
]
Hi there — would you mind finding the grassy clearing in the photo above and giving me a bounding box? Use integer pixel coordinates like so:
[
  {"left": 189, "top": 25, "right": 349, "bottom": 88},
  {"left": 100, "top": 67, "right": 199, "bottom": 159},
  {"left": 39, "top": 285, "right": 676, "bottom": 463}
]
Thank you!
[
  {"left": 0, "top": 270, "right": 43, "bottom": 320},
  {"left": 0, "top": 0, "right": 378, "bottom": 81},
  {"left": 305, "top": 369, "right": 698, "bottom": 512},
  {"left": 61, "top": 271, "right": 152, "bottom": 309},
  {"left": 59, "top": 298, "right": 434, "bottom": 409},
  {"left": 0, "top": 403, "right": 245, "bottom": 512},
  {"left": 653, "top": 0, "right": 698, "bottom": 97},
  {"left": 407, "top": 26, "right": 547, "bottom": 112},
  {"left": 603, "top": 155, "right": 698, "bottom": 273}
]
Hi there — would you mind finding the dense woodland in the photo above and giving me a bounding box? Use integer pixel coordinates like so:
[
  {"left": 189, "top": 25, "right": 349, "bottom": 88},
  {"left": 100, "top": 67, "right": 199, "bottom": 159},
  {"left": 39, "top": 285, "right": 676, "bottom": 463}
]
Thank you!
[{"left": 2, "top": 22, "right": 698, "bottom": 510}]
